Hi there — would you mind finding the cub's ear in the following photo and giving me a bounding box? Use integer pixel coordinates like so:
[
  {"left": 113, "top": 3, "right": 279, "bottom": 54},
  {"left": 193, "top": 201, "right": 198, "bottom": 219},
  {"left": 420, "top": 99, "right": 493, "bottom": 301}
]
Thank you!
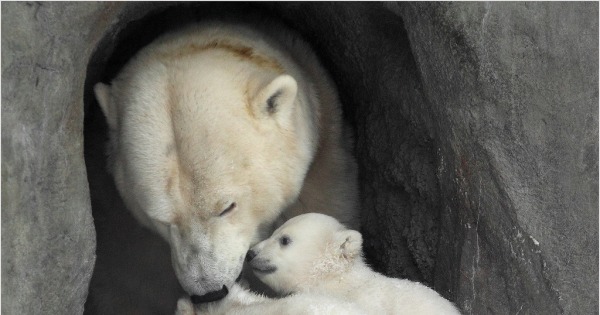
[
  {"left": 251, "top": 75, "right": 297, "bottom": 121},
  {"left": 335, "top": 229, "right": 363, "bottom": 260},
  {"left": 94, "top": 82, "right": 117, "bottom": 129}
]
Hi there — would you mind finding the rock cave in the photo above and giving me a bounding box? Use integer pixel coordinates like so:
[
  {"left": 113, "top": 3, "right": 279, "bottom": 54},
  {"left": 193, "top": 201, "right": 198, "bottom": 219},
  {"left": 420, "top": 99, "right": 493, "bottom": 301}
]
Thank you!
[{"left": 2, "top": 2, "right": 597, "bottom": 314}]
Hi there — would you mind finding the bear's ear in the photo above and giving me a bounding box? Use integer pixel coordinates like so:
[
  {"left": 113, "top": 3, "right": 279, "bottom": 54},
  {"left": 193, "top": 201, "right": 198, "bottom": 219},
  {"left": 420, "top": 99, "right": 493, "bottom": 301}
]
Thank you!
[
  {"left": 94, "top": 82, "right": 117, "bottom": 130},
  {"left": 251, "top": 75, "right": 297, "bottom": 121},
  {"left": 335, "top": 229, "right": 363, "bottom": 260}
]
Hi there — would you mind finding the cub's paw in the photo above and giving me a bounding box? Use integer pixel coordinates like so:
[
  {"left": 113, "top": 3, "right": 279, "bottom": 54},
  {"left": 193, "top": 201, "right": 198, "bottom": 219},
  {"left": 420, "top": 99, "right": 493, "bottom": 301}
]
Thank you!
[{"left": 174, "top": 297, "right": 195, "bottom": 315}]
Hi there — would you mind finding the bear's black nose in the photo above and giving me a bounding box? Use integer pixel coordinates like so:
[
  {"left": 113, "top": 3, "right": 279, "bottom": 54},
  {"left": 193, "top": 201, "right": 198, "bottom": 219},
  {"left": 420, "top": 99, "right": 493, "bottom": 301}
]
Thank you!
[
  {"left": 246, "top": 249, "right": 257, "bottom": 262},
  {"left": 190, "top": 285, "right": 228, "bottom": 304}
]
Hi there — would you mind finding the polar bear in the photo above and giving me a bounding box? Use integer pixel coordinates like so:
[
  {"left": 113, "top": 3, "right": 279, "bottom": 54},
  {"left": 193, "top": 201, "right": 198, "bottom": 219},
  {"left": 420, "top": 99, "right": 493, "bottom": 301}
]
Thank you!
[
  {"left": 174, "top": 283, "right": 365, "bottom": 315},
  {"left": 247, "top": 213, "right": 461, "bottom": 315},
  {"left": 93, "top": 18, "right": 358, "bottom": 302}
]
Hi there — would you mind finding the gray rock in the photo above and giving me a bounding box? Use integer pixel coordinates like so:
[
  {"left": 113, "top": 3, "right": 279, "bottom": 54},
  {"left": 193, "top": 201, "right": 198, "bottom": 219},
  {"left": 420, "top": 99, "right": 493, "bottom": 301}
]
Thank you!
[
  {"left": 2, "top": 2, "right": 597, "bottom": 314},
  {"left": 1, "top": 2, "right": 101, "bottom": 314},
  {"left": 396, "top": 3, "right": 598, "bottom": 313}
]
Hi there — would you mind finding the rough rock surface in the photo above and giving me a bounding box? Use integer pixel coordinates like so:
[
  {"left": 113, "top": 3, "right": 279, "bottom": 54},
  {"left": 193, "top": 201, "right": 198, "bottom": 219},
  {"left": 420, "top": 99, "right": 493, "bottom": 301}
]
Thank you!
[
  {"left": 396, "top": 3, "right": 598, "bottom": 313},
  {"left": 1, "top": 2, "right": 101, "bottom": 314},
  {"left": 2, "top": 2, "right": 597, "bottom": 314}
]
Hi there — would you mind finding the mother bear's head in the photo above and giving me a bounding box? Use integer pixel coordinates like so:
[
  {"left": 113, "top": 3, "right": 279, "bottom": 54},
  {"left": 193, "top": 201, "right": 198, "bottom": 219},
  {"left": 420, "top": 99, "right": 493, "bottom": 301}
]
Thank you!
[{"left": 93, "top": 22, "right": 319, "bottom": 301}]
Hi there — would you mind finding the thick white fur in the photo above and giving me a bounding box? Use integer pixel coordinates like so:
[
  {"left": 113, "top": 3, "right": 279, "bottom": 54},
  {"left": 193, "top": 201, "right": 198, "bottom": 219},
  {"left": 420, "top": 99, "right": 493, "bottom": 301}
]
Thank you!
[
  {"left": 93, "top": 19, "right": 358, "bottom": 297},
  {"left": 174, "top": 283, "right": 365, "bottom": 315},
  {"left": 249, "top": 213, "right": 461, "bottom": 315}
]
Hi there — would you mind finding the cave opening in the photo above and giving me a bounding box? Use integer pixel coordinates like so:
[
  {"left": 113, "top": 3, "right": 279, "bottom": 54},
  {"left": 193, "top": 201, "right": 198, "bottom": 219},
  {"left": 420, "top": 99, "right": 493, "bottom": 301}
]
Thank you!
[{"left": 82, "top": 3, "right": 443, "bottom": 313}]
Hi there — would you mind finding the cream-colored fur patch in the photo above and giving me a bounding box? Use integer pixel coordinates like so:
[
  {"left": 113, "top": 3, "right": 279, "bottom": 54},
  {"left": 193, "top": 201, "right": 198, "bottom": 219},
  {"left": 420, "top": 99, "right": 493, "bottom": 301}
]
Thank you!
[
  {"left": 249, "top": 214, "right": 461, "bottom": 315},
  {"left": 175, "top": 283, "right": 366, "bottom": 315}
]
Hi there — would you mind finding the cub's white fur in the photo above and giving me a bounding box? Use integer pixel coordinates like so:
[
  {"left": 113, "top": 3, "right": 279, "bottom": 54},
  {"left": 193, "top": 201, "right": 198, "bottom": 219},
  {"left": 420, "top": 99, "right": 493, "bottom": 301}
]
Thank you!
[
  {"left": 174, "top": 283, "right": 365, "bottom": 315},
  {"left": 94, "top": 19, "right": 358, "bottom": 298},
  {"left": 249, "top": 213, "right": 461, "bottom": 315}
]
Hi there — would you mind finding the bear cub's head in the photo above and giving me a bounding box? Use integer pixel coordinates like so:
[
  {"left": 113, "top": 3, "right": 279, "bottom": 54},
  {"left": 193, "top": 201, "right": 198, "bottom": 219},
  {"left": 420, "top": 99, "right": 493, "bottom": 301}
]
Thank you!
[{"left": 246, "top": 213, "right": 362, "bottom": 294}]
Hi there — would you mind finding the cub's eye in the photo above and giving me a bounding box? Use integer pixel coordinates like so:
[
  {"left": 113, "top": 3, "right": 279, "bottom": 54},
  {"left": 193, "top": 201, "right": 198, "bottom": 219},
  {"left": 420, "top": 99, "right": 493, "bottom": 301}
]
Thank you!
[
  {"left": 219, "top": 202, "right": 236, "bottom": 217},
  {"left": 279, "top": 235, "right": 292, "bottom": 247}
]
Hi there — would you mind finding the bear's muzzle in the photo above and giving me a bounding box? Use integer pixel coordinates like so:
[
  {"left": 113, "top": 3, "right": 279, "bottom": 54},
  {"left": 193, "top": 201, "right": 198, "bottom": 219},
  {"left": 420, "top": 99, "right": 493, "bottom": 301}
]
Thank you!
[{"left": 190, "top": 285, "right": 229, "bottom": 304}]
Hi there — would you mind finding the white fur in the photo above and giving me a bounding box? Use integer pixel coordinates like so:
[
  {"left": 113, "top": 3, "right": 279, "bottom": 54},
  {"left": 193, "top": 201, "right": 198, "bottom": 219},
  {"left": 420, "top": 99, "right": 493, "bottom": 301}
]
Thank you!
[
  {"left": 249, "top": 213, "right": 462, "bottom": 315},
  {"left": 94, "top": 19, "right": 358, "bottom": 298},
  {"left": 174, "top": 283, "right": 365, "bottom": 315}
]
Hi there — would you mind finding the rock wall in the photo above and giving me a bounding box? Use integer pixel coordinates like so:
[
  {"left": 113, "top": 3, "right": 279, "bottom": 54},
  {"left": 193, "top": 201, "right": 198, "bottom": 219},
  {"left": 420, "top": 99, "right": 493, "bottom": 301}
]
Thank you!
[
  {"left": 397, "top": 3, "right": 598, "bottom": 313},
  {"left": 2, "top": 2, "right": 597, "bottom": 314},
  {"left": 1, "top": 2, "right": 102, "bottom": 314}
]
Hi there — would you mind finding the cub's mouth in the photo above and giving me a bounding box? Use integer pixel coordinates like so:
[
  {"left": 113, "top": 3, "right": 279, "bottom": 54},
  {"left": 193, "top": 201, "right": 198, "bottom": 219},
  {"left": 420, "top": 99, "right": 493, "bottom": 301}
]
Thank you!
[{"left": 249, "top": 259, "right": 277, "bottom": 274}]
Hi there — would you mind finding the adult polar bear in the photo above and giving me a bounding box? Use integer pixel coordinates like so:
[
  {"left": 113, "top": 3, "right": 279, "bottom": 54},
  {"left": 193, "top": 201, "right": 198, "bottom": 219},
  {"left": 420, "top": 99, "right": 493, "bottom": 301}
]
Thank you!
[{"left": 94, "top": 18, "right": 358, "bottom": 302}]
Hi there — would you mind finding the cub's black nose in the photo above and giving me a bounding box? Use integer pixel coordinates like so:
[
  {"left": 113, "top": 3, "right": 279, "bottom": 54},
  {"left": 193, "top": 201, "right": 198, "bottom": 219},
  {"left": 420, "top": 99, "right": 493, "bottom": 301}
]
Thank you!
[
  {"left": 190, "top": 285, "right": 229, "bottom": 304},
  {"left": 246, "top": 249, "right": 257, "bottom": 262}
]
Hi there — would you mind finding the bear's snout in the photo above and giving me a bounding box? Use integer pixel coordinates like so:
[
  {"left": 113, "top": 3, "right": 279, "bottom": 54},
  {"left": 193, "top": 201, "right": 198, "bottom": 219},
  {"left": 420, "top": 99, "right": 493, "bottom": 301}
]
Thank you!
[
  {"left": 246, "top": 250, "right": 257, "bottom": 262},
  {"left": 190, "top": 285, "right": 229, "bottom": 304}
]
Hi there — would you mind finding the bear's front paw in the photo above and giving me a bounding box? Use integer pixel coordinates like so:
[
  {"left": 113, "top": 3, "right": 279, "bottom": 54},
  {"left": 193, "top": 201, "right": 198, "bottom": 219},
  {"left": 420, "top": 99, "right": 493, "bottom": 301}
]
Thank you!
[{"left": 174, "top": 297, "right": 196, "bottom": 315}]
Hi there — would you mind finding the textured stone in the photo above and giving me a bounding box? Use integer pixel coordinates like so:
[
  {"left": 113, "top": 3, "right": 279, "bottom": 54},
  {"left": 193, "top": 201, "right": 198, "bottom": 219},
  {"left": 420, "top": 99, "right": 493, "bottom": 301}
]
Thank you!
[
  {"left": 2, "top": 2, "right": 597, "bottom": 314},
  {"left": 1, "top": 2, "right": 101, "bottom": 314},
  {"left": 394, "top": 3, "right": 598, "bottom": 313}
]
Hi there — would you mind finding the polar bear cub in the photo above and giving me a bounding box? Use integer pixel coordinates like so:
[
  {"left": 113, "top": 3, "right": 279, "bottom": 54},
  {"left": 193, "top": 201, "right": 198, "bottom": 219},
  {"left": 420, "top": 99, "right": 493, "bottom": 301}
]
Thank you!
[
  {"left": 247, "top": 213, "right": 461, "bottom": 315},
  {"left": 175, "top": 282, "right": 366, "bottom": 315}
]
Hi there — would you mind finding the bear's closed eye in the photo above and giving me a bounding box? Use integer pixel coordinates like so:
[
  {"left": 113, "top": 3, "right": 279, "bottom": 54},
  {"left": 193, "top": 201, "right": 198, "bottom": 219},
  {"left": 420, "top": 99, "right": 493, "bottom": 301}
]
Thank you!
[{"left": 219, "top": 202, "right": 236, "bottom": 217}]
